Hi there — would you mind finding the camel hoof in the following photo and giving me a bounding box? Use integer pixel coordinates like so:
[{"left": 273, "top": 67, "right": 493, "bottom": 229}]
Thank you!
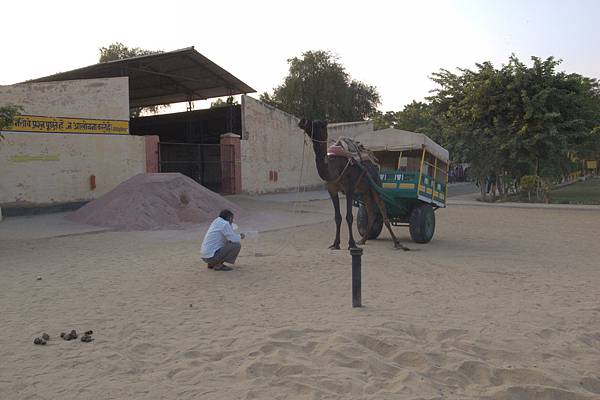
[{"left": 328, "top": 244, "right": 341, "bottom": 250}]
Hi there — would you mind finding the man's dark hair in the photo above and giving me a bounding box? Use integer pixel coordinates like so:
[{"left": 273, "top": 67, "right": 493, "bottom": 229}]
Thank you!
[{"left": 219, "top": 209, "right": 234, "bottom": 221}]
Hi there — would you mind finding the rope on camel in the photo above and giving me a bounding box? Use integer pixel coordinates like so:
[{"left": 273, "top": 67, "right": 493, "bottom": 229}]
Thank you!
[
  {"left": 253, "top": 121, "right": 332, "bottom": 258},
  {"left": 256, "top": 127, "right": 311, "bottom": 258}
]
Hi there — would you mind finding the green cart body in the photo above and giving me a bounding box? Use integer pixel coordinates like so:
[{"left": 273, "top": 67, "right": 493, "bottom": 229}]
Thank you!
[{"left": 351, "top": 129, "right": 450, "bottom": 243}]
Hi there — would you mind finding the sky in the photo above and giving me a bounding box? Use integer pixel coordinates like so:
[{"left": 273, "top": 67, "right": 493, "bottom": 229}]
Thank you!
[{"left": 1, "top": 0, "right": 599, "bottom": 112}]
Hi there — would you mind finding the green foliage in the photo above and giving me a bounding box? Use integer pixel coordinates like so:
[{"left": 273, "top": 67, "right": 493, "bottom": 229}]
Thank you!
[
  {"left": 99, "top": 42, "right": 161, "bottom": 62},
  {"left": 539, "top": 165, "right": 562, "bottom": 183},
  {"left": 424, "top": 55, "right": 600, "bottom": 190},
  {"left": 520, "top": 175, "right": 540, "bottom": 201},
  {"left": 520, "top": 175, "right": 539, "bottom": 190},
  {"left": 260, "top": 50, "right": 380, "bottom": 122},
  {"left": 211, "top": 96, "right": 239, "bottom": 108},
  {"left": 368, "top": 55, "right": 600, "bottom": 201},
  {"left": 0, "top": 104, "right": 23, "bottom": 140},
  {"left": 371, "top": 110, "right": 399, "bottom": 130},
  {"left": 371, "top": 101, "right": 446, "bottom": 145},
  {"left": 396, "top": 102, "right": 437, "bottom": 132},
  {"left": 98, "top": 42, "right": 165, "bottom": 117}
]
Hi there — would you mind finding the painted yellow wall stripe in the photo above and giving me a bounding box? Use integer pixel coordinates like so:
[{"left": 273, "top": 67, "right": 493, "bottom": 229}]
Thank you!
[
  {"left": 9, "top": 154, "right": 60, "bottom": 162},
  {"left": 6, "top": 115, "right": 129, "bottom": 135}
]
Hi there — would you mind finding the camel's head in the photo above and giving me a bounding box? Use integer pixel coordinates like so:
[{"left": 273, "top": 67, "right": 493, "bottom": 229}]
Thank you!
[{"left": 298, "top": 118, "right": 328, "bottom": 142}]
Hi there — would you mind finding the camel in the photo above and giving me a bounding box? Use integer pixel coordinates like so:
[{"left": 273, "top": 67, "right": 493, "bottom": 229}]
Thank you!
[{"left": 297, "top": 119, "right": 407, "bottom": 250}]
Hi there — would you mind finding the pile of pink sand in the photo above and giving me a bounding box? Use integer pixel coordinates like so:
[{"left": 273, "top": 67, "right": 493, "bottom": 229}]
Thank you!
[{"left": 67, "top": 173, "right": 244, "bottom": 230}]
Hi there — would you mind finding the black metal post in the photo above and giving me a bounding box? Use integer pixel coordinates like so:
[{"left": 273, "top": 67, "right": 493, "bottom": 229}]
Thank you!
[{"left": 350, "top": 247, "right": 363, "bottom": 307}]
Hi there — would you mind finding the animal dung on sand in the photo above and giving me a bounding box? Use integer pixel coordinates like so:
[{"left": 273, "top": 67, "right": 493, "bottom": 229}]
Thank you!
[
  {"left": 61, "top": 330, "right": 78, "bottom": 341},
  {"left": 81, "top": 334, "right": 93, "bottom": 343},
  {"left": 35, "top": 330, "right": 94, "bottom": 345},
  {"left": 66, "top": 173, "right": 244, "bottom": 230},
  {"left": 33, "top": 332, "right": 50, "bottom": 345}
]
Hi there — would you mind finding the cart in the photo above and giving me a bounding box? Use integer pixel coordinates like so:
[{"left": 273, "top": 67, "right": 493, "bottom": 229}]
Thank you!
[{"left": 352, "top": 129, "right": 449, "bottom": 244}]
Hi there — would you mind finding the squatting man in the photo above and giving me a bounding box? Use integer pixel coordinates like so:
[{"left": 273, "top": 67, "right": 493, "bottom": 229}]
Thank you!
[{"left": 201, "top": 209, "right": 244, "bottom": 271}]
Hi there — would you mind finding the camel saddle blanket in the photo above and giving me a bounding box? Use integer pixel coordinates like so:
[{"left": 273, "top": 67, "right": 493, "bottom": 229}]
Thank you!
[{"left": 327, "top": 137, "right": 379, "bottom": 166}]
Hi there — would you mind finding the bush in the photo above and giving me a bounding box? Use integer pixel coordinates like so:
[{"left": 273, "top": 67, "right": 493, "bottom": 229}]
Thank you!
[
  {"left": 0, "top": 104, "right": 23, "bottom": 140},
  {"left": 520, "top": 175, "right": 540, "bottom": 201}
]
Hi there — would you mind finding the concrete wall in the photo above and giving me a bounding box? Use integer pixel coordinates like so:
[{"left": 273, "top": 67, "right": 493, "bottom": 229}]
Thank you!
[
  {"left": 240, "top": 95, "right": 373, "bottom": 194},
  {"left": 0, "top": 132, "right": 146, "bottom": 206},
  {"left": 0, "top": 77, "right": 144, "bottom": 207},
  {"left": 328, "top": 121, "right": 373, "bottom": 140},
  {"left": 0, "top": 77, "right": 129, "bottom": 120}
]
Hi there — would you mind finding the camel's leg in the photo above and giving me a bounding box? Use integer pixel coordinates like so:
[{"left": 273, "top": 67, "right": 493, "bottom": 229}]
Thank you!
[
  {"left": 328, "top": 190, "right": 342, "bottom": 250},
  {"left": 357, "top": 191, "right": 376, "bottom": 245},
  {"left": 372, "top": 190, "right": 409, "bottom": 251},
  {"left": 345, "top": 191, "right": 357, "bottom": 249}
]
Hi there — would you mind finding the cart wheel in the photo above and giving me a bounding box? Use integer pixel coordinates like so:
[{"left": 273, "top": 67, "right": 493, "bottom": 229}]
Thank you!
[
  {"left": 357, "top": 205, "right": 384, "bottom": 240},
  {"left": 409, "top": 204, "right": 435, "bottom": 243}
]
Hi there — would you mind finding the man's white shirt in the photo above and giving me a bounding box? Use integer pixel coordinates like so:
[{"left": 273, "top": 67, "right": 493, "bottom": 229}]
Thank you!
[{"left": 201, "top": 217, "right": 242, "bottom": 258}]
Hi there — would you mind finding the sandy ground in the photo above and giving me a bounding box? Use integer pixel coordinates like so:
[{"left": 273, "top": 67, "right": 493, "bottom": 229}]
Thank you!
[{"left": 1, "top": 197, "right": 600, "bottom": 399}]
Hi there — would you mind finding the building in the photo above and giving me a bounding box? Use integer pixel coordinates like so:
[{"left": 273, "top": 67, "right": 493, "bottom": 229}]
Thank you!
[{"left": 0, "top": 47, "right": 371, "bottom": 215}]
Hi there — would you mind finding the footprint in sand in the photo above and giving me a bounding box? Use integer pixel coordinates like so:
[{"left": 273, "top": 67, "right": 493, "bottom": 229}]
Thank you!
[
  {"left": 352, "top": 334, "right": 397, "bottom": 357},
  {"left": 182, "top": 350, "right": 202, "bottom": 359},
  {"left": 391, "top": 351, "right": 432, "bottom": 371},
  {"left": 578, "top": 332, "right": 600, "bottom": 349},
  {"left": 490, "top": 367, "right": 558, "bottom": 387},
  {"left": 402, "top": 325, "right": 429, "bottom": 341},
  {"left": 243, "top": 361, "right": 279, "bottom": 378},
  {"left": 274, "top": 364, "right": 311, "bottom": 377},
  {"left": 167, "top": 368, "right": 185, "bottom": 380},
  {"left": 581, "top": 376, "right": 600, "bottom": 395},
  {"left": 269, "top": 328, "right": 321, "bottom": 340},
  {"left": 130, "top": 342, "right": 169, "bottom": 358},
  {"left": 493, "top": 386, "right": 588, "bottom": 400},
  {"left": 436, "top": 328, "right": 468, "bottom": 341},
  {"left": 457, "top": 360, "right": 493, "bottom": 385},
  {"left": 536, "top": 328, "right": 560, "bottom": 340}
]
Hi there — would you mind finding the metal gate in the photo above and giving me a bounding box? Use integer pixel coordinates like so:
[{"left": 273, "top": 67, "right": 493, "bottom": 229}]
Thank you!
[{"left": 159, "top": 142, "right": 223, "bottom": 193}]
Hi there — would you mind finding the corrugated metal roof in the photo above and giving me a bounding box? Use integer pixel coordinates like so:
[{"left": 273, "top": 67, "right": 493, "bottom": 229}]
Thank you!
[{"left": 26, "top": 47, "right": 255, "bottom": 108}]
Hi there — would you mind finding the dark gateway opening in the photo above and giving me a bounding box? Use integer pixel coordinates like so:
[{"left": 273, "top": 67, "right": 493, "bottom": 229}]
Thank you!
[{"left": 131, "top": 105, "right": 241, "bottom": 193}]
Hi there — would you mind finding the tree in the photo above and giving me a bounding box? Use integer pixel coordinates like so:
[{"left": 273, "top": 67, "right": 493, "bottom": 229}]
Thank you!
[
  {"left": 372, "top": 101, "right": 447, "bottom": 143},
  {"left": 98, "top": 42, "right": 165, "bottom": 117},
  {"left": 428, "top": 62, "right": 513, "bottom": 195},
  {"left": 394, "top": 101, "right": 432, "bottom": 131},
  {"left": 210, "top": 96, "right": 239, "bottom": 108},
  {"left": 0, "top": 104, "right": 22, "bottom": 140},
  {"left": 260, "top": 50, "right": 380, "bottom": 122},
  {"left": 99, "top": 42, "right": 161, "bottom": 62},
  {"left": 371, "top": 110, "right": 399, "bottom": 130},
  {"left": 426, "top": 55, "right": 600, "bottom": 198}
]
